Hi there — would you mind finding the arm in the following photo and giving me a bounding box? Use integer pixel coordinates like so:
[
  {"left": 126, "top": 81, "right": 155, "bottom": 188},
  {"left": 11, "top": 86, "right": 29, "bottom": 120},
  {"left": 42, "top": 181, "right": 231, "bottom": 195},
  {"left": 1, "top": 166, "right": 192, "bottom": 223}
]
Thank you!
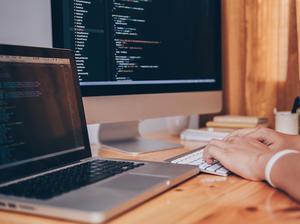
[
  {"left": 203, "top": 136, "right": 300, "bottom": 202},
  {"left": 270, "top": 153, "right": 300, "bottom": 201}
]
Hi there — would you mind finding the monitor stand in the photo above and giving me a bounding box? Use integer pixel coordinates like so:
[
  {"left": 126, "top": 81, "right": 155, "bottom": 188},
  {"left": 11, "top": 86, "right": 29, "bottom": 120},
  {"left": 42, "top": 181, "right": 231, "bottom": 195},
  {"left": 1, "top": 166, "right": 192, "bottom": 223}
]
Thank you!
[{"left": 99, "top": 121, "right": 182, "bottom": 155}]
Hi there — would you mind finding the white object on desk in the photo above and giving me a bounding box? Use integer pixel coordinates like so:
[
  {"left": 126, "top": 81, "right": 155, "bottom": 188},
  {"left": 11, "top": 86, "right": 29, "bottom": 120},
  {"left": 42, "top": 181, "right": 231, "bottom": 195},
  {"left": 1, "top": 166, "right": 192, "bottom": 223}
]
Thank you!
[
  {"left": 180, "top": 129, "right": 230, "bottom": 141},
  {"left": 274, "top": 109, "right": 299, "bottom": 135},
  {"left": 170, "top": 149, "right": 230, "bottom": 176}
]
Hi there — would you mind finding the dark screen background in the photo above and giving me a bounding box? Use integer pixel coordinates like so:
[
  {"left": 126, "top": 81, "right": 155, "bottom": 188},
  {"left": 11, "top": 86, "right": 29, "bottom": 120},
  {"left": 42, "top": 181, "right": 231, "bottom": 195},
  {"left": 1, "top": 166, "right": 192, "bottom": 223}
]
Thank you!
[
  {"left": 0, "top": 60, "right": 84, "bottom": 168},
  {"left": 109, "top": 0, "right": 219, "bottom": 81},
  {"left": 52, "top": 0, "right": 222, "bottom": 96}
]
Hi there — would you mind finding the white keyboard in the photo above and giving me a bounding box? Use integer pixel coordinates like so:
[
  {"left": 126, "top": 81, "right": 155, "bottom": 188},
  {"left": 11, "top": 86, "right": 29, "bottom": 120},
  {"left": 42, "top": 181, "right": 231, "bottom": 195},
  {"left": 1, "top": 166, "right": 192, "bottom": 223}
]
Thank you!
[{"left": 170, "top": 149, "right": 230, "bottom": 176}]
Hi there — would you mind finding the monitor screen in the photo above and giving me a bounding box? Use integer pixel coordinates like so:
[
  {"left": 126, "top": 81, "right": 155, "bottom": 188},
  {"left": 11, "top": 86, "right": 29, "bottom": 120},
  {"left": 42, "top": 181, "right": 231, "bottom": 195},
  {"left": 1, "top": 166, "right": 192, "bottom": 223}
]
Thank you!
[
  {"left": 52, "top": 0, "right": 221, "bottom": 96},
  {"left": 0, "top": 53, "right": 85, "bottom": 170}
]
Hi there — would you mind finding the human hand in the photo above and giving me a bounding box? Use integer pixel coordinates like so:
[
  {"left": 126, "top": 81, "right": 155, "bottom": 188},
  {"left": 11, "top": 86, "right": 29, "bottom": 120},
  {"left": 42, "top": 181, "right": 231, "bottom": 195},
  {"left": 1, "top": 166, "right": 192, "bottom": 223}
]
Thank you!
[
  {"left": 224, "top": 127, "right": 300, "bottom": 151},
  {"left": 203, "top": 136, "right": 275, "bottom": 181}
]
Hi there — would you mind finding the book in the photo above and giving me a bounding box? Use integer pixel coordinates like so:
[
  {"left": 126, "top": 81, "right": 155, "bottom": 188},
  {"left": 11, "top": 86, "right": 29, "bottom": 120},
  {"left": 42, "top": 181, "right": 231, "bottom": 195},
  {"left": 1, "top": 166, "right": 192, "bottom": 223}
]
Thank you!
[
  {"left": 180, "top": 129, "right": 230, "bottom": 141},
  {"left": 206, "top": 121, "right": 269, "bottom": 129},
  {"left": 213, "top": 115, "right": 268, "bottom": 125}
]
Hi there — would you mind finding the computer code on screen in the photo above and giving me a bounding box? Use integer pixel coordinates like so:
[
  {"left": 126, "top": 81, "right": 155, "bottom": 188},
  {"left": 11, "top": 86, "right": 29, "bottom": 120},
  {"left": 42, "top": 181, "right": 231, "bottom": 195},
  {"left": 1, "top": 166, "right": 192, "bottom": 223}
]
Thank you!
[
  {"left": 0, "top": 56, "right": 84, "bottom": 168},
  {"left": 54, "top": 0, "right": 220, "bottom": 86}
]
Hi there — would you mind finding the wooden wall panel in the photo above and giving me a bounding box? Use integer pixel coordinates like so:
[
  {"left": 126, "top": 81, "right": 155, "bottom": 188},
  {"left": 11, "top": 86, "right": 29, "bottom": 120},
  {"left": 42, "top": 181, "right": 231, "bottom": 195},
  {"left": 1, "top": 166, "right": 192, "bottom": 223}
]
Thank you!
[
  {"left": 221, "top": 0, "right": 246, "bottom": 115},
  {"left": 222, "top": 0, "right": 300, "bottom": 127}
]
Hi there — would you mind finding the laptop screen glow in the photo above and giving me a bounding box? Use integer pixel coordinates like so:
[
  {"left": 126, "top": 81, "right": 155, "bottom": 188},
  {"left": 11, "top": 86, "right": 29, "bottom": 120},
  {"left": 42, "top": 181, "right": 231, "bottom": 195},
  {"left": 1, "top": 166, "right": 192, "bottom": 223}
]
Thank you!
[{"left": 0, "top": 55, "right": 85, "bottom": 170}]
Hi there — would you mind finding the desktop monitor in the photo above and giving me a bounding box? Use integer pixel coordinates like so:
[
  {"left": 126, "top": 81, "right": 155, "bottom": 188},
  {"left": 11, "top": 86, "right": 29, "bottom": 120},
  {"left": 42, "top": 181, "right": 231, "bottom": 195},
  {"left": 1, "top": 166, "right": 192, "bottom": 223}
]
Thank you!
[{"left": 51, "top": 0, "right": 222, "bottom": 154}]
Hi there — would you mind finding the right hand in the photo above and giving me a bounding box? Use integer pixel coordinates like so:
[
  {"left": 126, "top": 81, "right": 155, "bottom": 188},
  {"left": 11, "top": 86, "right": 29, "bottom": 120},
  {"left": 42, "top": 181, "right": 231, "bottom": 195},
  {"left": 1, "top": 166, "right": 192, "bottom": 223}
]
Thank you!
[
  {"left": 203, "top": 136, "right": 274, "bottom": 181},
  {"left": 224, "top": 127, "right": 300, "bottom": 151}
]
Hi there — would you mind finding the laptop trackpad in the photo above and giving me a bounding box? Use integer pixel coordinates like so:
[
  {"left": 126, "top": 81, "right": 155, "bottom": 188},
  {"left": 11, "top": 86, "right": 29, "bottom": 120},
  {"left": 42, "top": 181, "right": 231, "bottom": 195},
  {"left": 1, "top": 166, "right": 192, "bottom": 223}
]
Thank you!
[{"left": 97, "top": 174, "right": 168, "bottom": 192}]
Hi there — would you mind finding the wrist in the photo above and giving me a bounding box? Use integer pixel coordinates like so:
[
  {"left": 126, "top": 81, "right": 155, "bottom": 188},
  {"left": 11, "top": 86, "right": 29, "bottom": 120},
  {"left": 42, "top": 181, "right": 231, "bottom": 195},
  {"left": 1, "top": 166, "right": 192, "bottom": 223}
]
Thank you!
[
  {"left": 257, "top": 151, "right": 275, "bottom": 180},
  {"left": 264, "top": 149, "right": 300, "bottom": 188},
  {"left": 288, "top": 135, "right": 300, "bottom": 151}
]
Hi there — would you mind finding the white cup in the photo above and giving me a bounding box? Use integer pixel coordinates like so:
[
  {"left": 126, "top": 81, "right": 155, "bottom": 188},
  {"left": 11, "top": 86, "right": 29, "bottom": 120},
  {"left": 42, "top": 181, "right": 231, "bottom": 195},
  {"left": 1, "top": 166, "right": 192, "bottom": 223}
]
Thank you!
[
  {"left": 274, "top": 109, "right": 299, "bottom": 135},
  {"left": 166, "top": 116, "right": 190, "bottom": 136}
]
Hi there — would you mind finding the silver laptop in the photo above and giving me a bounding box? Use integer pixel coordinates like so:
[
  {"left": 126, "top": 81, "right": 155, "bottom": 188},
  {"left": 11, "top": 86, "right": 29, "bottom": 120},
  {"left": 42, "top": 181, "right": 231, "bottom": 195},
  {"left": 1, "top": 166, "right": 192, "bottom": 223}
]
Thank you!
[{"left": 0, "top": 45, "right": 198, "bottom": 223}]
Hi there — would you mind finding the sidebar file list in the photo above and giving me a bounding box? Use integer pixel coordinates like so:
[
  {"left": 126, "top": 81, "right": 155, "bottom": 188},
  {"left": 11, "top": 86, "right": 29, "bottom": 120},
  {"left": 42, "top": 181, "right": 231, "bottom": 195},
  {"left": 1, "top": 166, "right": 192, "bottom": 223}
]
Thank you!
[{"left": 72, "top": 0, "right": 107, "bottom": 82}]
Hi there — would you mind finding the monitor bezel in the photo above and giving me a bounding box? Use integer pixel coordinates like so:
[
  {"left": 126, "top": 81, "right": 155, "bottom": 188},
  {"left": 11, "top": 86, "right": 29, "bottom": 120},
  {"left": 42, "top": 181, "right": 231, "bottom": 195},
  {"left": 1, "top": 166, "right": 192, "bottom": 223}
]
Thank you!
[
  {"left": 51, "top": 0, "right": 222, "bottom": 97},
  {"left": 0, "top": 44, "right": 91, "bottom": 184}
]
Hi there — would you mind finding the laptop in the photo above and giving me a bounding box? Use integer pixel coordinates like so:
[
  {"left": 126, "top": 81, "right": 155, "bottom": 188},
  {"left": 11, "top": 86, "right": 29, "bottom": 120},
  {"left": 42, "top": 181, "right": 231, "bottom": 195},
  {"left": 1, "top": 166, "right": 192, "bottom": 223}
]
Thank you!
[{"left": 0, "top": 45, "right": 198, "bottom": 223}]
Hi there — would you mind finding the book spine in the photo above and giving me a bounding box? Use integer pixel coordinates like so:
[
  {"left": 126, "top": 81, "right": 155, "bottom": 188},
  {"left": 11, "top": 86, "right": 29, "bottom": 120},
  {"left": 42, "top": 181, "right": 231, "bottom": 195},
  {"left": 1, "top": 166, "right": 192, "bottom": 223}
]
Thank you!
[
  {"left": 213, "top": 117, "right": 261, "bottom": 124},
  {"left": 206, "top": 121, "right": 268, "bottom": 129}
]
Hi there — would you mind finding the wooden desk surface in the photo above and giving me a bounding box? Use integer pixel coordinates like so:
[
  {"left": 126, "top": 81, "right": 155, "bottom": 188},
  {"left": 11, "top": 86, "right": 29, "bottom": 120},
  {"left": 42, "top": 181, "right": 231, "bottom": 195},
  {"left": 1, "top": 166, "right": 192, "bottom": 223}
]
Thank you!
[{"left": 1, "top": 132, "right": 300, "bottom": 224}]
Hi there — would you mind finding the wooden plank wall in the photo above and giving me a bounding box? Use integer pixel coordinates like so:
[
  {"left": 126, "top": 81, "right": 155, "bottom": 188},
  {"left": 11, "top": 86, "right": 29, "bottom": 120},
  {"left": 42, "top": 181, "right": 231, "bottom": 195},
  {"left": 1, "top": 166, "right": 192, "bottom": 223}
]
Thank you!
[{"left": 222, "top": 0, "right": 300, "bottom": 127}]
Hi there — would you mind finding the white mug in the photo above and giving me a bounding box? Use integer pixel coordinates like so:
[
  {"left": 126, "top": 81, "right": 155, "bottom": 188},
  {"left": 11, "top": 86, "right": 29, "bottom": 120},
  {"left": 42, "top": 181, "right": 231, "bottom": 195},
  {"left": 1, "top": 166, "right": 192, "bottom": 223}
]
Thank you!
[{"left": 274, "top": 109, "right": 299, "bottom": 135}]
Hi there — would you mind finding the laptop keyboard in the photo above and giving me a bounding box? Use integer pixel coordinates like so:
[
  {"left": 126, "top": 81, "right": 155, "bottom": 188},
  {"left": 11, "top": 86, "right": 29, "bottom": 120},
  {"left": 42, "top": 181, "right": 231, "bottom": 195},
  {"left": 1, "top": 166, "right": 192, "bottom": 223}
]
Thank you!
[{"left": 0, "top": 160, "right": 144, "bottom": 200}]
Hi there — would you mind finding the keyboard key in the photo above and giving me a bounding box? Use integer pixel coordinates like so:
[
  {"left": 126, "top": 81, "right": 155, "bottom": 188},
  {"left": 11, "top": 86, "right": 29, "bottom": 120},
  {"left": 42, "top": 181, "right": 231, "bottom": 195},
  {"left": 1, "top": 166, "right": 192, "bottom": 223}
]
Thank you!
[
  {"left": 205, "top": 163, "right": 222, "bottom": 172},
  {"left": 189, "top": 160, "right": 202, "bottom": 165},
  {"left": 199, "top": 163, "right": 211, "bottom": 170},
  {"left": 0, "top": 160, "right": 144, "bottom": 200},
  {"left": 171, "top": 149, "right": 230, "bottom": 177},
  {"left": 216, "top": 167, "right": 230, "bottom": 176}
]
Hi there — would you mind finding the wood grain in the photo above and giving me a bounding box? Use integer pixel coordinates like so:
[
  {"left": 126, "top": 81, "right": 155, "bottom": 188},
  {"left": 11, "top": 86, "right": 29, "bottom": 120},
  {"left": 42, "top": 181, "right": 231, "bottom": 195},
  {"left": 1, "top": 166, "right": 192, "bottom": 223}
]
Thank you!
[
  {"left": 1, "top": 133, "right": 300, "bottom": 224},
  {"left": 221, "top": 0, "right": 246, "bottom": 115},
  {"left": 222, "top": 0, "right": 300, "bottom": 127}
]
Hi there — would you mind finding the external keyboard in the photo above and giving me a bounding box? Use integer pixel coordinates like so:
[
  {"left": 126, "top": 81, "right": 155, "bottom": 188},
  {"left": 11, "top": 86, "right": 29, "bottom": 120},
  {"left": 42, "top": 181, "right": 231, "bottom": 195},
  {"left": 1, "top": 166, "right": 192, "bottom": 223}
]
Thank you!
[
  {"left": 170, "top": 149, "right": 230, "bottom": 176},
  {"left": 0, "top": 160, "right": 144, "bottom": 200}
]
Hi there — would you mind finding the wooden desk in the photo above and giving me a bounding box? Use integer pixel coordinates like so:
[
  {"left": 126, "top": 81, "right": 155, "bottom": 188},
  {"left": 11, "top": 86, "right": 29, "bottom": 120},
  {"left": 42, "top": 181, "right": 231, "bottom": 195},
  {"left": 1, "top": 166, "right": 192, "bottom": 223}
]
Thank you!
[{"left": 1, "top": 132, "right": 300, "bottom": 224}]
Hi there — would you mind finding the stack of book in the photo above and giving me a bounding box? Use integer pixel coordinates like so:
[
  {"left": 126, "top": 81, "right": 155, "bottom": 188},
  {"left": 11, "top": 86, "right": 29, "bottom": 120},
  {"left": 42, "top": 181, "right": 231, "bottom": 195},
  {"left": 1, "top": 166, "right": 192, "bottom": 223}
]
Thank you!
[{"left": 206, "top": 115, "right": 269, "bottom": 129}]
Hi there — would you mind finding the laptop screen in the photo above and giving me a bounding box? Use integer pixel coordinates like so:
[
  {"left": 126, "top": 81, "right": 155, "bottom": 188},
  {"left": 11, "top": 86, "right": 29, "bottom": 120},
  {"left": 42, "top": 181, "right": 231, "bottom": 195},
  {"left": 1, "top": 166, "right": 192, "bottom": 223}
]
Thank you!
[{"left": 0, "top": 54, "right": 86, "bottom": 170}]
